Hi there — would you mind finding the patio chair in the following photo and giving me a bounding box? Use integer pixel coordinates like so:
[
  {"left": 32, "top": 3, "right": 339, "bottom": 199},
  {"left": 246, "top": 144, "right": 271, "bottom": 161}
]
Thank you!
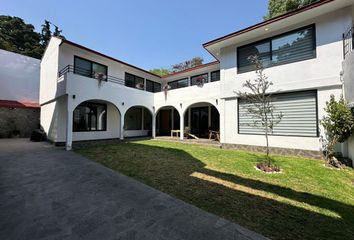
[{"left": 184, "top": 127, "right": 199, "bottom": 139}]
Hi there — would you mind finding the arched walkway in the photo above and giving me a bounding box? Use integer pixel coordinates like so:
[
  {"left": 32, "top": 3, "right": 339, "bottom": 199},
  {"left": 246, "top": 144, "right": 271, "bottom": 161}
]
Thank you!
[
  {"left": 183, "top": 102, "right": 220, "bottom": 139},
  {"left": 71, "top": 99, "right": 121, "bottom": 142},
  {"left": 155, "top": 106, "right": 181, "bottom": 137},
  {"left": 124, "top": 106, "right": 152, "bottom": 138}
]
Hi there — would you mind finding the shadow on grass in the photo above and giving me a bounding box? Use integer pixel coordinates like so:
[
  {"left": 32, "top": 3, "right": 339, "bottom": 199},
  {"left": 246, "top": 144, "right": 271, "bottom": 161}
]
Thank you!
[{"left": 78, "top": 142, "right": 354, "bottom": 240}]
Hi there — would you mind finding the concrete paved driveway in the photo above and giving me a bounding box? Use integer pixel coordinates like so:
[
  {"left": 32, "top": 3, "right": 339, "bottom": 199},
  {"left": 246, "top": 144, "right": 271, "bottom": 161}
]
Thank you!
[{"left": 0, "top": 139, "right": 267, "bottom": 240}]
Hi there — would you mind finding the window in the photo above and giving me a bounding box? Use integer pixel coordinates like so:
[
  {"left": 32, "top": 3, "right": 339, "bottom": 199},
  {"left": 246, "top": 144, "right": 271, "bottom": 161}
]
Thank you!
[
  {"left": 73, "top": 102, "right": 107, "bottom": 132},
  {"left": 125, "top": 73, "right": 144, "bottom": 90},
  {"left": 237, "top": 25, "right": 316, "bottom": 73},
  {"left": 191, "top": 73, "right": 208, "bottom": 86},
  {"left": 238, "top": 91, "right": 318, "bottom": 137},
  {"left": 210, "top": 70, "right": 220, "bottom": 82},
  {"left": 74, "top": 56, "right": 108, "bottom": 80},
  {"left": 146, "top": 79, "right": 161, "bottom": 93},
  {"left": 169, "top": 78, "right": 189, "bottom": 89}
]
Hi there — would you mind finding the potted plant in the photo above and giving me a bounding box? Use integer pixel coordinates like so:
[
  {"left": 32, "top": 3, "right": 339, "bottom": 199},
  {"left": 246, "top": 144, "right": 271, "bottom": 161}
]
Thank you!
[
  {"left": 195, "top": 75, "right": 205, "bottom": 87},
  {"left": 135, "top": 82, "right": 144, "bottom": 90},
  {"left": 94, "top": 72, "right": 107, "bottom": 87},
  {"left": 162, "top": 83, "right": 171, "bottom": 99}
]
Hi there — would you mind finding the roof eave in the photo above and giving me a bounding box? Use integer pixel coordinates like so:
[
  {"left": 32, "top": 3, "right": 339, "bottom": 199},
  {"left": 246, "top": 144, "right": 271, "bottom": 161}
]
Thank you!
[{"left": 202, "top": 0, "right": 335, "bottom": 50}]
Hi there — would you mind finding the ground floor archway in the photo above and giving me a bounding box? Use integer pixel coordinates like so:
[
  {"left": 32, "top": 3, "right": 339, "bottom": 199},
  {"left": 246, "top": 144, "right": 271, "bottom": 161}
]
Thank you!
[
  {"left": 155, "top": 106, "right": 181, "bottom": 136},
  {"left": 184, "top": 103, "right": 219, "bottom": 139},
  {"left": 124, "top": 106, "right": 152, "bottom": 138},
  {"left": 72, "top": 99, "right": 121, "bottom": 141}
]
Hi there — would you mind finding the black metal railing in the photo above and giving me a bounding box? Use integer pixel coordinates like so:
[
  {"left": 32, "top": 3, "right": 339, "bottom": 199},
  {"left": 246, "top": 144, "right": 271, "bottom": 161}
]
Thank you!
[
  {"left": 343, "top": 26, "right": 354, "bottom": 59},
  {"left": 58, "top": 65, "right": 125, "bottom": 85}
]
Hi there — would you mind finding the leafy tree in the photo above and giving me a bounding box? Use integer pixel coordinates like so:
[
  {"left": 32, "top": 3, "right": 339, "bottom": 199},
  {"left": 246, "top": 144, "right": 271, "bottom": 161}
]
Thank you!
[
  {"left": 149, "top": 68, "right": 171, "bottom": 76},
  {"left": 0, "top": 16, "right": 43, "bottom": 58},
  {"left": 321, "top": 95, "right": 354, "bottom": 167},
  {"left": 237, "top": 55, "right": 283, "bottom": 167},
  {"left": 172, "top": 57, "right": 204, "bottom": 72},
  {"left": 0, "top": 16, "right": 65, "bottom": 58},
  {"left": 53, "top": 24, "right": 65, "bottom": 39},
  {"left": 264, "top": 0, "right": 319, "bottom": 20},
  {"left": 150, "top": 56, "right": 204, "bottom": 76}
]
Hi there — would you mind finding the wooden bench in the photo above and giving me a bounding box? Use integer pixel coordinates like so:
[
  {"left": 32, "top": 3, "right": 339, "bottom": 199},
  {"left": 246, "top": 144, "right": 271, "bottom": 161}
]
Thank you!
[{"left": 171, "top": 130, "right": 180, "bottom": 137}]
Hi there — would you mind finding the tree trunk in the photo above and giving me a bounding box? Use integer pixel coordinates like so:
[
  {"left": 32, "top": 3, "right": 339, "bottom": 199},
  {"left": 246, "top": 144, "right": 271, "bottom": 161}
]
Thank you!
[{"left": 264, "top": 107, "right": 270, "bottom": 167}]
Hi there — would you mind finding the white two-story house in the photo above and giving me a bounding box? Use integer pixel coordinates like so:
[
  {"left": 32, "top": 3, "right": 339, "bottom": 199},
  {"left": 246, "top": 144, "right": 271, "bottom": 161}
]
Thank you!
[{"left": 40, "top": 0, "right": 354, "bottom": 161}]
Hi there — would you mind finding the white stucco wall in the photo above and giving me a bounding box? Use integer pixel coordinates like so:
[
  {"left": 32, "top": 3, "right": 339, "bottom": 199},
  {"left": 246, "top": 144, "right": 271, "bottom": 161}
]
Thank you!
[
  {"left": 220, "top": 8, "right": 351, "bottom": 99},
  {"left": 0, "top": 49, "right": 40, "bottom": 103},
  {"left": 40, "top": 96, "right": 67, "bottom": 142},
  {"left": 40, "top": 37, "right": 62, "bottom": 104},
  {"left": 343, "top": 52, "right": 354, "bottom": 105},
  {"left": 348, "top": 136, "right": 354, "bottom": 166},
  {"left": 216, "top": 7, "right": 351, "bottom": 151}
]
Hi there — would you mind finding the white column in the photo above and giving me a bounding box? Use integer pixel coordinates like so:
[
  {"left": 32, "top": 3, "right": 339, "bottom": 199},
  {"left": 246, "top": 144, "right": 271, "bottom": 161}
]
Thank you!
[
  {"left": 219, "top": 99, "right": 225, "bottom": 143},
  {"left": 180, "top": 110, "right": 184, "bottom": 140},
  {"left": 120, "top": 111, "right": 125, "bottom": 140},
  {"left": 152, "top": 113, "right": 156, "bottom": 138},
  {"left": 66, "top": 105, "right": 73, "bottom": 151}
]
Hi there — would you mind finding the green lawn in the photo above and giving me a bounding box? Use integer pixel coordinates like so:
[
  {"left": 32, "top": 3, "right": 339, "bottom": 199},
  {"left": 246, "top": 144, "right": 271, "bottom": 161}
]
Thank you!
[{"left": 76, "top": 140, "right": 354, "bottom": 240}]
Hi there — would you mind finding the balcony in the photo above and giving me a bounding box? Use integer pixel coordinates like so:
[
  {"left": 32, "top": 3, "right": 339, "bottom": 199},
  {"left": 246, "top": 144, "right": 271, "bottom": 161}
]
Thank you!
[
  {"left": 343, "top": 26, "right": 353, "bottom": 59},
  {"left": 56, "top": 65, "right": 156, "bottom": 106},
  {"left": 58, "top": 65, "right": 125, "bottom": 85}
]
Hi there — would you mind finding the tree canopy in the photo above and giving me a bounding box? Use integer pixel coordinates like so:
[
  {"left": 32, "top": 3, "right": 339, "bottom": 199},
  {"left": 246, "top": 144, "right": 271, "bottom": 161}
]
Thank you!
[
  {"left": 149, "top": 68, "right": 171, "bottom": 77},
  {"left": 0, "top": 16, "right": 65, "bottom": 59},
  {"left": 171, "top": 57, "right": 204, "bottom": 72},
  {"left": 264, "top": 0, "right": 319, "bottom": 20},
  {"left": 0, "top": 16, "right": 43, "bottom": 58},
  {"left": 149, "top": 57, "right": 204, "bottom": 77}
]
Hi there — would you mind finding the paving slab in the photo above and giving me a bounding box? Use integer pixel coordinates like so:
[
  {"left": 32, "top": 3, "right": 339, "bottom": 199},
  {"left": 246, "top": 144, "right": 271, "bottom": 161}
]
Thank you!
[{"left": 0, "top": 139, "right": 268, "bottom": 240}]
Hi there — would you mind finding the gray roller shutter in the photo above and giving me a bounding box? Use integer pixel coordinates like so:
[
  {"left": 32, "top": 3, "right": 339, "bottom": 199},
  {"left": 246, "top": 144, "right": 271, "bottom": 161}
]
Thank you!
[{"left": 238, "top": 91, "right": 318, "bottom": 137}]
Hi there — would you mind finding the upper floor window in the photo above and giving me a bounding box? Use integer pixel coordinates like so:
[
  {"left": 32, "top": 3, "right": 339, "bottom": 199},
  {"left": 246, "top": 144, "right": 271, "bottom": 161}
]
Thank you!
[
  {"left": 191, "top": 73, "right": 208, "bottom": 86},
  {"left": 74, "top": 56, "right": 108, "bottom": 80},
  {"left": 210, "top": 70, "right": 220, "bottom": 82},
  {"left": 125, "top": 72, "right": 144, "bottom": 90},
  {"left": 237, "top": 25, "right": 316, "bottom": 73},
  {"left": 146, "top": 79, "right": 161, "bottom": 93},
  {"left": 169, "top": 78, "right": 189, "bottom": 89}
]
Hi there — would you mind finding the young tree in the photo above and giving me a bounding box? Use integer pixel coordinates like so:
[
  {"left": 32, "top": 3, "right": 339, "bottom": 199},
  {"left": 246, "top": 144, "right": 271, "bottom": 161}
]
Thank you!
[
  {"left": 237, "top": 56, "right": 283, "bottom": 167},
  {"left": 40, "top": 20, "right": 52, "bottom": 47},
  {"left": 264, "top": 0, "right": 319, "bottom": 20},
  {"left": 0, "top": 16, "right": 44, "bottom": 58},
  {"left": 321, "top": 95, "right": 354, "bottom": 167},
  {"left": 172, "top": 57, "right": 204, "bottom": 72}
]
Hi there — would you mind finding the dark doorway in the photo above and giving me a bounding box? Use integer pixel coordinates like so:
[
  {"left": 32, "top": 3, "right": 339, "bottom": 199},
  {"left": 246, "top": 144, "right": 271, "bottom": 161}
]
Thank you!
[
  {"left": 158, "top": 110, "right": 171, "bottom": 136},
  {"left": 156, "top": 108, "right": 180, "bottom": 136},
  {"left": 210, "top": 106, "right": 220, "bottom": 131},
  {"left": 191, "top": 107, "right": 209, "bottom": 138}
]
